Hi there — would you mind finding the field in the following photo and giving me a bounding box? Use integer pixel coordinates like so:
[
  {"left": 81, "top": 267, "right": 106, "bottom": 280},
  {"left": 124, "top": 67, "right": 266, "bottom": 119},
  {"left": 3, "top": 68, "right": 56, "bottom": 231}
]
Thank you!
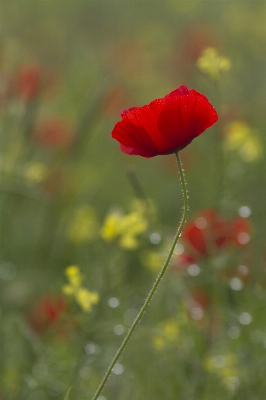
[{"left": 1, "top": 1, "right": 266, "bottom": 399}]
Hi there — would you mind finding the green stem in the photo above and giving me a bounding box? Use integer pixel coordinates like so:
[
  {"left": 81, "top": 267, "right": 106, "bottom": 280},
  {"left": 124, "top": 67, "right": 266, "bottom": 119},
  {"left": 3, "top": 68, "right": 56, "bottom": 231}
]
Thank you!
[{"left": 91, "top": 151, "right": 189, "bottom": 400}]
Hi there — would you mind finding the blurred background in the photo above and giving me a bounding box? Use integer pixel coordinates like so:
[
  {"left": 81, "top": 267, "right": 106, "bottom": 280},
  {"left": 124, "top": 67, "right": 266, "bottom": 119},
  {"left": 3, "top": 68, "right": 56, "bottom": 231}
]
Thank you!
[{"left": 1, "top": 1, "right": 266, "bottom": 399}]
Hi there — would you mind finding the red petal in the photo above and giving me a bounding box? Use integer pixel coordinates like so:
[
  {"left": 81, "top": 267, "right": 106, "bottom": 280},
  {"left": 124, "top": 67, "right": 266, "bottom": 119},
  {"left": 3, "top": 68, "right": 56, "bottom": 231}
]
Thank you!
[
  {"left": 182, "top": 224, "right": 207, "bottom": 254},
  {"left": 166, "top": 85, "right": 190, "bottom": 97},
  {"left": 112, "top": 118, "right": 158, "bottom": 157},
  {"left": 121, "top": 107, "right": 138, "bottom": 116},
  {"left": 128, "top": 99, "right": 180, "bottom": 154},
  {"left": 157, "top": 90, "right": 218, "bottom": 151},
  {"left": 120, "top": 143, "right": 154, "bottom": 158}
]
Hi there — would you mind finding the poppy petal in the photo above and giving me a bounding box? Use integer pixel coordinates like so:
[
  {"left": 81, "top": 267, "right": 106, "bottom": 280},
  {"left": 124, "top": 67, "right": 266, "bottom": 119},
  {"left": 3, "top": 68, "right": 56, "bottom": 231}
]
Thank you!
[{"left": 112, "top": 86, "right": 218, "bottom": 157}]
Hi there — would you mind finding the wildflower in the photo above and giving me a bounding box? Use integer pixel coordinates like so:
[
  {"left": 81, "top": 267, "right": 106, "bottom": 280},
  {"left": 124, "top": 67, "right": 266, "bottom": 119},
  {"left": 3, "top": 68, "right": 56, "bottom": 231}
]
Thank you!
[
  {"left": 62, "top": 265, "right": 99, "bottom": 313},
  {"left": 111, "top": 85, "right": 218, "bottom": 157},
  {"left": 181, "top": 209, "right": 251, "bottom": 257},
  {"left": 23, "top": 162, "right": 48, "bottom": 184},
  {"left": 197, "top": 47, "right": 231, "bottom": 80},
  {"left": 13, "top": 65, "right": 42, "bottom": 100},
  {"left": 224, "top": 120, "right": 263, "bottom": 162},
  {"left": 67, "top": 205, "right": 98, "bottom": 244},
  {"left": 100, "top": 211, "right": 124, "bottom": 242},
  {"left": 204, "top": 353, "right": 239, "bottom": 390},
  {"left": 64, "top": 265, "right": 82, "bottom": 288},
  {"left": 172, "top": 253, "right": 196, "bottom": 270},
  {"left": 181, "top": 209, "right": 228, "bottom": 255},
  {"left": 153, "top": 318, "right": 180, "bottom": 351},
  {"left": 75, "top": 288, "right": 99, "bottom": 312},
  {"left": 33, "top": 118, "right": 74, "bottom": 148},
  {"left": 27, "top": 295, "right": 67, "bottom": 334},
  {"left": 140, "top": 250, "right": 164, "bottom": 273},
  {"left": 100, "top": 206, "right": 148, "bottom": 250}
]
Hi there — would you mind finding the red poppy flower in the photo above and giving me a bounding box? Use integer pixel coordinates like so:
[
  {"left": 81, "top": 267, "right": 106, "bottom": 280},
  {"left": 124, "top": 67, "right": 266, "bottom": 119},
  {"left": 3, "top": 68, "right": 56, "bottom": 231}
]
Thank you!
[
  {"left": 33, "top": 118, "right": 74, "bottom": 148},
  {"left": 13, "top": 65, "right": 42, "bottom": 101},
  {"left": 172, "top": 252, "right": 196, "bottom": 271},
  {"left": 27, "top": 295, "right": 68, "bottom": 335},
  {"left": 181, "top": 209, "right": 251, "bottom": 257},
  {"left": 181, "top": 209, "right": 228, "bottom": 255},
  {"left": 111, "top": 85, "right": 218, "bottom": 157}
]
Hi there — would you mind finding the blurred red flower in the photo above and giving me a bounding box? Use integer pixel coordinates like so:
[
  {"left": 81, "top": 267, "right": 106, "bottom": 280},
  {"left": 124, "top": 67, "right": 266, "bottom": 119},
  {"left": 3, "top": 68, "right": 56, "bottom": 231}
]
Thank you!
[
  {"left": 13, "top": 65, "right": 43, "bottom": 101},
  {"left": 28, "top": 295, "right": 67, "bottom": 334},
  {"left": 111, "top": 85, "right": 218, "bottom": 157},
  {"left": 181, "top": 209, "right": 251, "bottom": 257},
  {"left": 33, "top": 118, "right": 74, "bottom": 148}
]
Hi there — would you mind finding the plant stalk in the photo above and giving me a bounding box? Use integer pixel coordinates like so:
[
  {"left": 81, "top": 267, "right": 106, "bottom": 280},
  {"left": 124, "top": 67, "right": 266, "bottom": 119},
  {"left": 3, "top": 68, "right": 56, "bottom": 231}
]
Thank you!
[{"left": 91, "top": 151, "right": 189, "bottom": 400}]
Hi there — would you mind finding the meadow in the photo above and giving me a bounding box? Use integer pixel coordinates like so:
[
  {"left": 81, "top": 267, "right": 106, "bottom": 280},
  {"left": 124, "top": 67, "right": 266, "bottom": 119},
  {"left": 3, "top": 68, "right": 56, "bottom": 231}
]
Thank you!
[{"left": 1, "top": 1, "right": 266, "bottom": 399}]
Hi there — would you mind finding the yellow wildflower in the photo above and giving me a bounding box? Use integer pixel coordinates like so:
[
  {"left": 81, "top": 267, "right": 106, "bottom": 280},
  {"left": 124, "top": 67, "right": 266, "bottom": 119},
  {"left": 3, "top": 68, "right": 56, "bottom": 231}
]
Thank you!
[
  {"left": 67, "top": 205, "right": 98, "bottom": 244},
  {"left": 119, "top": 235, "right": 138, "bottom": 250},
  {"left": 140, "top": 250, "right": 164, "bottom": 273},
  {"left": 224, "top": 120, "right": 250, "bottom": 150},
  {"left": 62, "top": 284, "right": 75, "bottom": 296},
  {"left": 129, "top": 198, "right": 156, "bottom": 220},
  {"left": 100, "top": 204, "right": 148, "bottom": 250},
  {"left": 153, "top": 336, "right": 165, "bottom": 351},
  {"left": 239, "top": 136, "right": 262, "bottom": 162},
  {"left": 153, "top": 318, "right": 180, "bottom": 351},
  {"left": 224, "top": 120, "right": 263, "bottom": 162},
  {"left": 100, "top": 211, "right": 123, "bottom": 242},
  {"left": 119, "top": 211, "right": 148, "bottom": 237},
  {"left": 65, "top": 265, "right": 82, "bottom": 287},
  {"left": 75, "top": 288, "right": 99, "bottom": 312},
  {"left": 197, "top": 47, "right": 231, "bottom": 80},
  {"left": 62, "top": 265, "right": 99, "bottom": 312},
  {"left": 163, "top": 319, "right": 179, "bottom": 341},
  {"left": 204, "top": 353, "right": 239, "bottom": 389},
  {"left": 24, "top": 162, "right": 48, "bottom": 184}
]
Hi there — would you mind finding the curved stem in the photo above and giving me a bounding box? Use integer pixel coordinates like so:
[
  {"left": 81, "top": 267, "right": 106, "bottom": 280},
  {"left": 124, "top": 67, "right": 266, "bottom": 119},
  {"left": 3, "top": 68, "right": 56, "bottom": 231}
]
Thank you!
[{"left": 91, "top": 151, "right": 189, "bottom": 400}]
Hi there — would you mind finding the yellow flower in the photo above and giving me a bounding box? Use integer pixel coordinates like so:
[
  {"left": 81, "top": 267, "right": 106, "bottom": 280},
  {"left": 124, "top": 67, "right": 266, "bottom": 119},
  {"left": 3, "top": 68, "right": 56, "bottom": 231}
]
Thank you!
[
  {"left": 140, "top": 250, "right": 163, "bottom": 273},
  {"left": 67, "top": 205, "right": 98, "bottom": 244},
  {"left": 65, "top": 265, "right": 82, "bottom": 287},
  {"left": 62, "top": 284, "right": 75, "bottom": 295},
  {"left": 24, "top": 162, "right": 48, "bottom": 183},
  {"left": 129, "top": 198, "right": 156, "bottom": 220},
  {"left": 239, "top": 136, "right": 262, "bottom": 162},
  {"left": 62, "top": 265, "right": 99, "bottom": 313},
  {"left": 224, "top": 120, "right": 263, "bottom": 162},
  {"left": 100, "top": 203, "right": 148, "bottom": 250},
  {"left": 119, "top": 212, "right": 148, "bottom": 240},
  {"left": 204, "top": 353, "right": 239, "bottom": 389},
  {"left": 163, "top": 319, "right": 179, "bottom": 341},
  {"left": 153, "top": 318, "right": 180, "bottom": 351},
  {"left": 197, "top": 47, "right": 231, "bottom": 80},
  {"left": 119, "top": 235, "right": 138, "bottom": 250},
  {"left": 100, "top": 211, "right": 124, "bottom": 242},
  {"left": 75, "top": 288, "right": 99, "bottom": 312},
  {"left": 153, "top": 336, "right": 165, "bottom": 351}
]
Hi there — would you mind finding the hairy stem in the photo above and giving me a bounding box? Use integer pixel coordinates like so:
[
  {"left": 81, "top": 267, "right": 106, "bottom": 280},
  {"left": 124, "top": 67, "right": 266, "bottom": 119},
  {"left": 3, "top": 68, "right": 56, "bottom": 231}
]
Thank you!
[{"left": 91, "top": 151, "right": 189, "bottom": 400}]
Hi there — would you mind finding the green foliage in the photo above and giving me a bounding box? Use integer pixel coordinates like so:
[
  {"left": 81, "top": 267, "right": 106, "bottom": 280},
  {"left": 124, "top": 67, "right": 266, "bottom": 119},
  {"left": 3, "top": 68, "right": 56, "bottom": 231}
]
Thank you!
[{"left": 0, "top": 1, "right": 266, "bottom": 399}]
